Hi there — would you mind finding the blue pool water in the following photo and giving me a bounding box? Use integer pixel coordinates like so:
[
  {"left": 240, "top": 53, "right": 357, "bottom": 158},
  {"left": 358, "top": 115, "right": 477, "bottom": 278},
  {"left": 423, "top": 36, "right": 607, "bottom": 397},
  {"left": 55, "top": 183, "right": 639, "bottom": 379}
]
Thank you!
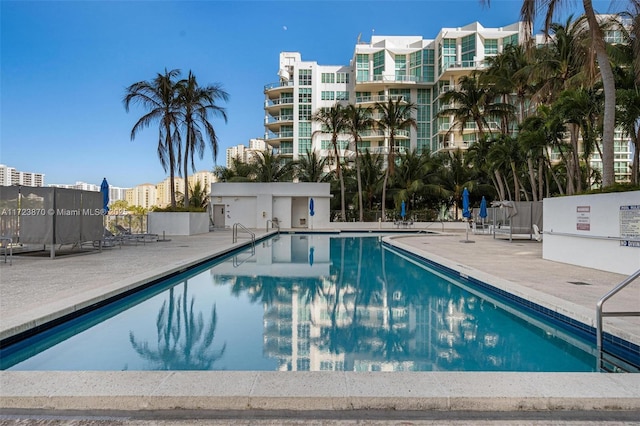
[{"left": 1, "top": 234, "right": 600, "bottom": 372}]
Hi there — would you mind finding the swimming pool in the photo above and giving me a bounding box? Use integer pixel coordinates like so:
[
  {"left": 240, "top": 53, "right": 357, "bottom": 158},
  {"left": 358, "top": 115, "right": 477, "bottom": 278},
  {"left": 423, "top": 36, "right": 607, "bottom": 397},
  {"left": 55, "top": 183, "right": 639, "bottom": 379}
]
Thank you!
[{"left": 0, "top": 234, "right": 610, "bottom": 371}]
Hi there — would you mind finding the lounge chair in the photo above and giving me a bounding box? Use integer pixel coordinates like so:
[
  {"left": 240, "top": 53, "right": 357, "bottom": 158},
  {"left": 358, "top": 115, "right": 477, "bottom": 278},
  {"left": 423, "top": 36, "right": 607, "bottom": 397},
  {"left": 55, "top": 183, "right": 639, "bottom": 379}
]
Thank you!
[{"left": 114, "top": 224, "right": 158, "bottom": 244}]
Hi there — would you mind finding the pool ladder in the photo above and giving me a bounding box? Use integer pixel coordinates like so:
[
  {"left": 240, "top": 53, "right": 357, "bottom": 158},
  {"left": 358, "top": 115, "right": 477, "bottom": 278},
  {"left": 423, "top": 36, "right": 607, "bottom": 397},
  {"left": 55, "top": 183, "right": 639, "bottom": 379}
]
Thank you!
[
  {"left": 266, "top": 218, "right": 280, "bottom": 234},
  {"left": 596, "top": 268, "right": 640, "bottom": 372},
  {"left": 232, "top": 223, "right": 255, "bottom": 248}
]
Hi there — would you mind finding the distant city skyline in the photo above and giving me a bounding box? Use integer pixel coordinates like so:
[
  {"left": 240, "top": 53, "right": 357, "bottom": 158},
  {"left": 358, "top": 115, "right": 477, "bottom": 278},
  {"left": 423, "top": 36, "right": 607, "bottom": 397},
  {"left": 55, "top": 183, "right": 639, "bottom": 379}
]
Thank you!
[{"left": 1, "top": 1, "right": 618, "bottom": 188}]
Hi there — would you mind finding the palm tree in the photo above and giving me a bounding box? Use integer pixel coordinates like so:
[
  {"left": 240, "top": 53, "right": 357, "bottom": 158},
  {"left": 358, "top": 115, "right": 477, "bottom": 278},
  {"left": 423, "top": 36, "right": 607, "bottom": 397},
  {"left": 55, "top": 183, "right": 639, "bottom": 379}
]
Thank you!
[
  {"left": 177, "top": 180, "right": 209, "bottom": 209},
  {"left": 484, "top": 44, "right": 534, "bottom": 124},
  {"left": 312, "top": 103, "right": 348, "bottom": 221},
  {"left": 359, "top": 150, "right": 384, "bottom": 214},
  {"left": 438, "top": 73, "right": 515, "bottom": 140},
  {"left": 343, "top": 104, "right": 375, "bottom": 221},
  {"left": 488, "top": 135, "right": 527, "bottom": 201},
  {"left": 375, "top": 98, "right": 417, "bottom": 220},
  {"left": 252, "top": 149, "right": 294, "bottom": 182},
  {"left": 123, "top": 69, "right": 181, "bottom": 208},
  {"left": 176, "top": 71, "right": 228, "bottom": 207},
  {"left": 514, "top": 0, "right": 618, "bottom": 186},
  {"left": 294, "top": 149, "right": 331, "bottom": 183}
]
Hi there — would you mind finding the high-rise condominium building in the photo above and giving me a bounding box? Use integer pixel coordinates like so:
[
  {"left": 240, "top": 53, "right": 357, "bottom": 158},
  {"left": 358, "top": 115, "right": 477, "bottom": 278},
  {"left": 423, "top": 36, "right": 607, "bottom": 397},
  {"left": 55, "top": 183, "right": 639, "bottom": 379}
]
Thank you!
[
  {"left": 226, "top": 138, "right": 272, "bottom": 168},
  {"left": 125, "top": 184, "right": 157, "bottom": 210},
  {"left": 0, "top": 164, "right": 45, "bottom": 187},
  {"left": 264, "top": 22, "right": 525, "bottom": 162},
  {"left": 263, "top": 20, "right": 633, "bottom": 182}
]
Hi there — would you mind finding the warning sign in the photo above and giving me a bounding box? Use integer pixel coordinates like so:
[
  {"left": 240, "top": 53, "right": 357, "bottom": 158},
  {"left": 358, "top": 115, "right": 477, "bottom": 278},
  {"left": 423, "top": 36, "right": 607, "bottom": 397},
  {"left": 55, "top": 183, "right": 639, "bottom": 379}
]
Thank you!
[
  {"left": 576, "top": 206, "right": 590, "bottom": 231},
  {"left": 620, "top": 205, "right": 640, "bottom": 248}
]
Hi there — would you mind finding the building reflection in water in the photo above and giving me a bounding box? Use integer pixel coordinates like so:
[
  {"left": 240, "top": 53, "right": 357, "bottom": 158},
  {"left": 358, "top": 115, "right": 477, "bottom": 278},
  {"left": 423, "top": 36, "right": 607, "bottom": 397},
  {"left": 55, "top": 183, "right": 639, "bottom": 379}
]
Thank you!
[{"left": 211, "top": 235, "right": 594, "bottom": 372}]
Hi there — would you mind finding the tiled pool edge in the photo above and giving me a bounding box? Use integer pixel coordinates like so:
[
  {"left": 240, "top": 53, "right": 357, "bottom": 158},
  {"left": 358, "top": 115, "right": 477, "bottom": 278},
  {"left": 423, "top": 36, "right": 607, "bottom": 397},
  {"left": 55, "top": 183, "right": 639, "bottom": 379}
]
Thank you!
[
  {"left": 0, "top": 234, "right": 274, "bottom": 346},
  {"left": 384, "top": 236, "right": 640, "bottom": 369}
]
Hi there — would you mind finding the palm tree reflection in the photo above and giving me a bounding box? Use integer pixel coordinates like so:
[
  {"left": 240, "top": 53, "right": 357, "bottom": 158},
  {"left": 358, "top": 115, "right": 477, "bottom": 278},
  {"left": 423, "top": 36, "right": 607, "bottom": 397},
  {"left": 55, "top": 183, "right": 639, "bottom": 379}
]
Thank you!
[{"left": 129, "top": 282, "right": 226, "bottom": 370}]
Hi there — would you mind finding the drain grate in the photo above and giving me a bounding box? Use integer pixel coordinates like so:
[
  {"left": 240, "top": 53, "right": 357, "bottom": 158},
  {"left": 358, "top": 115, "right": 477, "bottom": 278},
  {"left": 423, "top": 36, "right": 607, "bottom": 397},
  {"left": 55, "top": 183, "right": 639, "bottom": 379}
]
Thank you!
[{"left": 568, "top": 281, "right": 591, "bottom": 286}]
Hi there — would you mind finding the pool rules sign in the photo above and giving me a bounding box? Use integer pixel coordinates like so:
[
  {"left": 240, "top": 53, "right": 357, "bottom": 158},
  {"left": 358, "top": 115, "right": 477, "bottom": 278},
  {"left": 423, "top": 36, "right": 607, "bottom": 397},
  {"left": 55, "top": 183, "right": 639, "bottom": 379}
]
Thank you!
[
  {"left": 576, "top": 206, "right": 590, "bottom": 231},
  {"left": 620, "top": 205, "right": 640, "bottom": 248}
]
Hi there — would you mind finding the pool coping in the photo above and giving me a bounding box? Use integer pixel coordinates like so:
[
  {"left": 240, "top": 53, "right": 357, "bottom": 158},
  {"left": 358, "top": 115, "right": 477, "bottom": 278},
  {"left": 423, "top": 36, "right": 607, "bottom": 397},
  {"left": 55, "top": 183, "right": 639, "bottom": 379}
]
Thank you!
[{"left": 1, "top": 231, "right": 639, "bottom": 412}]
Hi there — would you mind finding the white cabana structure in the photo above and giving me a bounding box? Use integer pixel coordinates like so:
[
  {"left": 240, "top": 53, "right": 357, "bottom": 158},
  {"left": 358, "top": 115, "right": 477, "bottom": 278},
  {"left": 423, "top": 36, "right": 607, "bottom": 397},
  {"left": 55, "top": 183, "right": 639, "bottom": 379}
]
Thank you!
[{"left": 210, "top": 183, "right": 331, "bottom": 230}]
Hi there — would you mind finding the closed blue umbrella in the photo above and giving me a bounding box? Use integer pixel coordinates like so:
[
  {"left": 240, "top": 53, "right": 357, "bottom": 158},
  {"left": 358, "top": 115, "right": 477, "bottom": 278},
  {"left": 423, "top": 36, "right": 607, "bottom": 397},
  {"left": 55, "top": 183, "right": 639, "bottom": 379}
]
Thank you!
[
  {"left": 401, "top": 200, "right": 406, "bottom": 219},
  {"left": 479, "top": 196, "right": 487, "bottom": 219},
  {"left": 309, "top": 198, "right": 315, "bottom": 216},
  {"left": 100, "top": 178, "right": 109, "bottom": 214},
  {"left": 462, "top": 188, "right": 471, "bottom": 219},
  {"left": 309, "top": 246, "right": 315, "bottom": 266}
]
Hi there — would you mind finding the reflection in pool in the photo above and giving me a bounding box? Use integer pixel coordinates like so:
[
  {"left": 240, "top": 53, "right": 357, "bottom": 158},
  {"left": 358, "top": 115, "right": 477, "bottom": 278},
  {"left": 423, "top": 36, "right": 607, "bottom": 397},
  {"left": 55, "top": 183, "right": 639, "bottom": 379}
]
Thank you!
[{"left": 2, "top": 234, "right": 596, "bottom": 371}]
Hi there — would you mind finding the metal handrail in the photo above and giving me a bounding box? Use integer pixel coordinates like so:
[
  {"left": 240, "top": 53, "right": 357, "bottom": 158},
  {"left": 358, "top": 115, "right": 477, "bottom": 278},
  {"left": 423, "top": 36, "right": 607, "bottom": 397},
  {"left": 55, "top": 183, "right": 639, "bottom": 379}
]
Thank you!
[
  {"left": 232, "top": 223, "right": 255, "bottom": 249},
  {"left": 266, "top": 219, "right": 280, "bottom": 234},
  {"left": 596, "top": 269, "right": 640, "bottom": 369}
]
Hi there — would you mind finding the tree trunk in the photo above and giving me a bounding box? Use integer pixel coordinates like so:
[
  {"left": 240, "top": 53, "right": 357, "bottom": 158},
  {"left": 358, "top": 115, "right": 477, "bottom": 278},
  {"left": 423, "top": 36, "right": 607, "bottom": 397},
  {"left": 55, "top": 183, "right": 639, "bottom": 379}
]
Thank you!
[
  {"left": 354, "top": 137, "right": 364, "bottom": 221},
  {"left": 584, "top": 0, "right": 616, "bottom": 187},
  {"left": 183, "top": 137, "right": 190, "bottom": 208},
  {"left": 570, "top": 124, "right": 582, "bottom": 193},
  {"left": 381, "top": 168, "right": 389, "bottom": 221},
  {"left": 527, "top": 157, "right": 538, "bottom": 202},
  {"left": 493, "top": 169, "right": 506, "bottom": 201},
  {"left": 333, "top": 138, "right": 346, "bottom": 222}
]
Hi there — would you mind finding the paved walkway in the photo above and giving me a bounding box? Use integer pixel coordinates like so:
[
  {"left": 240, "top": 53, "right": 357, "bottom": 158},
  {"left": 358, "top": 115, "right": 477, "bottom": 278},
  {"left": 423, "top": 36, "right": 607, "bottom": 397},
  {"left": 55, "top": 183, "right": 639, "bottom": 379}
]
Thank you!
[{"left": 0, "top": 228, "right": 639, "bottom": 424}]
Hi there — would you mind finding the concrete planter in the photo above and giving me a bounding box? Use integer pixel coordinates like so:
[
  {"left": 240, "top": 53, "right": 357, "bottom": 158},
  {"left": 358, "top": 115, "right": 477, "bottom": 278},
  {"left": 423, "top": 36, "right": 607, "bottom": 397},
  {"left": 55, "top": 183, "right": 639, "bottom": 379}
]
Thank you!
[{"left": 148, "top": 212, "right": 209, "bottom": 236}]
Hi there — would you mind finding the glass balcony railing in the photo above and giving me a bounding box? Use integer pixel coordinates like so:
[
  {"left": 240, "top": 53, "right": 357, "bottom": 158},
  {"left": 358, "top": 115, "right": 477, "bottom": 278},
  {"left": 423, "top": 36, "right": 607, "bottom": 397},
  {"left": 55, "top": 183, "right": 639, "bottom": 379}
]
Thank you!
[
  {"left": 355, "top": 94, "right": 408, "bottom": 104},
  {"left": 265, "top": 115, "right": 294, "bottom": 124},
  {"left": 264, "top": 81, "right": 295, "bottom": 91},
  {"left": 265, "top": 131, "right": 294, "bottom": 140},
  {"left": 265, "top": 98, "right": 294, "bottom": 108}
]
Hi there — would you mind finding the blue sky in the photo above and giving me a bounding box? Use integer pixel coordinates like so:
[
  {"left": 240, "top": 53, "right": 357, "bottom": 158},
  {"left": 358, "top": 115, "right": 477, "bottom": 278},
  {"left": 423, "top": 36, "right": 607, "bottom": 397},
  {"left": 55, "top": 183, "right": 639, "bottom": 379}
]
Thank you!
[{"left": 1, "top": 0, "right": 617, "bottom": 189}]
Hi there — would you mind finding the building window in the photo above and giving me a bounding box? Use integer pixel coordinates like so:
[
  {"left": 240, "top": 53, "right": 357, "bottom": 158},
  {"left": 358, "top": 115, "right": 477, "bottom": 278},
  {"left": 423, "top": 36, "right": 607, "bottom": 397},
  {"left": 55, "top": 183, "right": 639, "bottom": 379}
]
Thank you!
[
  {"left": 373, "top": 50, "right": 385, "bottom": 78},
  {"left": 298, "top": 104, "right": 311, "bottom": 120},
  {"left": 299, "top": 69, "right": 312, "bottom": 86},
  {"left": 321, "top": 72, "right": 335, "bottom": 83},
  {"left": 356, "top": 54, "right": 369, "bottom": 82},
  {"left": 321, "top": 91, "right": 335, "bottom": 101},
  {"left": 336, "top": 91, "right": 349, "bottom": 101},
  {"left": 604, "top": 30, "right": 623, "bottom": 44},
  {"left": 503, "top": 33, "right": 518, "bottom": 47},
  {"left": 298, "top": 138, "right": 311, "bottom": 154},
  {"left": 299, "top": 122, "right": 311, "bottom": 137},
  {"left": 280, "top": 141, "right": 293, "bottom": 154},
  {"left": 356, "top": 91, "right": 371, "bottom": 103},
  {"left": 299, "top": 88, "right": 312, "bottom": 103},
  {"left": 461, "top": 34, "right": 475, "bottom": 63},
  {"left": 336, "top": 72, "right": 349, "bottom": 84},
  {"left": 484, "top": 39, "right": 498, "bottom": 55},
  {"left": 395, "top": 54, "right": 407, "bottom": 80},
  {"left": 440, "top": 38, "right": 456, "bottom": 73}
]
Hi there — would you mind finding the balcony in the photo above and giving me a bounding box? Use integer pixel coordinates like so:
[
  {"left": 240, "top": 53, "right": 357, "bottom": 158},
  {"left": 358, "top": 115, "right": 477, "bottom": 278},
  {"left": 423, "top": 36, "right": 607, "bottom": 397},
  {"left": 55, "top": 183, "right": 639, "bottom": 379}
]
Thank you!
[
  {"left": 440, "top": 60, "right": 489, "bottom": 79},
  {"left": 355, "top": 74, "right": 430, "bottom": 91},
  {"left": 437, "top": 121, "right": 500, "bottom": 133},
  {"left": 264, "top": 97, "right": 294, "bottom": 115},
  {"left": 265, "top": 130, "right": 294, "bottom": 142},
  {"left": 355, "top": 94, "right": 408, "bottom": 105},
  {"left": 264, "top": 80, "right": 295, "bottom": 92},
  {"left": 265, "top": 114, "right": 294, "bottom": 132}
]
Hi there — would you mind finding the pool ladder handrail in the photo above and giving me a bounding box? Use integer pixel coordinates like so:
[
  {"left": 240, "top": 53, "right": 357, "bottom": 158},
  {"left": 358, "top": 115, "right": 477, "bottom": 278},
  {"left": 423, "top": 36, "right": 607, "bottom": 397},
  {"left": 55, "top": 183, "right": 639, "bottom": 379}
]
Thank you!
[
  {"left": 596, "top": 268, "right": 640, "bottom": 371},
  {"left": 266, "top": 219, "right": 280, "bottom": 234},
  {"left": 232, "top": 223, "right": 255, "bottom": 249}
]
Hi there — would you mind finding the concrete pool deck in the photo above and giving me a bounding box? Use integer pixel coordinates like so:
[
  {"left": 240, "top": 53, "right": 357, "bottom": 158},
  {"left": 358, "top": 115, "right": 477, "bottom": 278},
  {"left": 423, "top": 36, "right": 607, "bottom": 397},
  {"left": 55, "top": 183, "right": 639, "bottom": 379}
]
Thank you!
[{"left": 0, "top": 227, "right": 639, "bottom": 421}]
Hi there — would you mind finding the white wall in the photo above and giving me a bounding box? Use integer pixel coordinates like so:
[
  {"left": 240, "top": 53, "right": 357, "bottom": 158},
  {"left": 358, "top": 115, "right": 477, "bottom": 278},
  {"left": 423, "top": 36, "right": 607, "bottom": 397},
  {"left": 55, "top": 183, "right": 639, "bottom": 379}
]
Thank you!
[
  {"left": 148, "top": 212, "right": 209, "bottom": 236},
  {"left": 210, "top": 183, "right": 331, "bottom": 230},
  {"left": 543, "top": 191, "right": 640, "bottom": 275}
]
